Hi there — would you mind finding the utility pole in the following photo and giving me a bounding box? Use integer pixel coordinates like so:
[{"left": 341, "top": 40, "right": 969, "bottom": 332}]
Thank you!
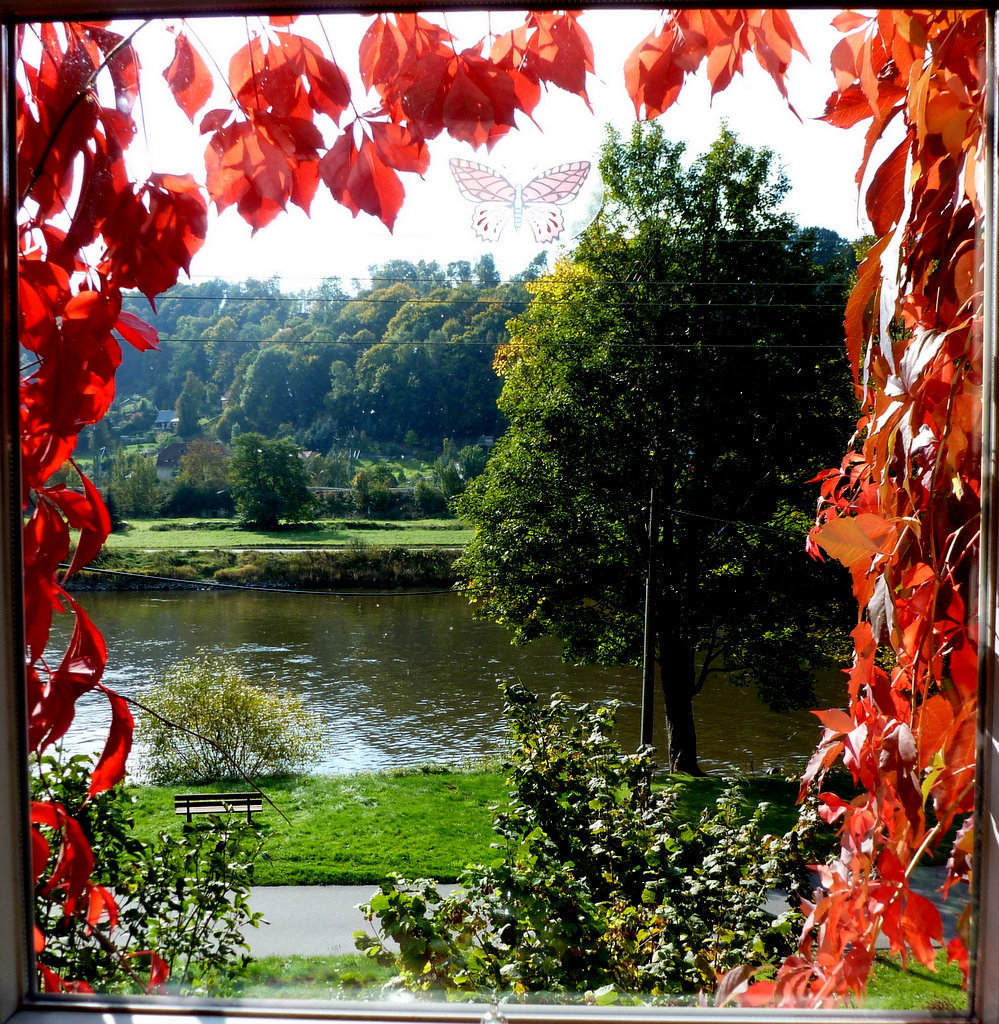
[{"left": 640, "top": 485, "right": 657, "bottom": 748}]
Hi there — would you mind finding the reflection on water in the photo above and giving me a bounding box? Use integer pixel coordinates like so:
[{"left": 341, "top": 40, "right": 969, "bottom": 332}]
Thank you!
[{"left": 57, "top": 590, "right": 845, "bottom": 776}]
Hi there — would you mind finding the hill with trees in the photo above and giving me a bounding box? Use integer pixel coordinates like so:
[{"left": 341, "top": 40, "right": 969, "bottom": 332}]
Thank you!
[{"left": 106, "top": 254, "right": 545, "bottom": 456}]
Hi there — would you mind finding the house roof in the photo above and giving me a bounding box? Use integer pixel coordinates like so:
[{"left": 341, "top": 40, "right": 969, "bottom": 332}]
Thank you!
[
  {"left": 155, "top": 441, "right": 187, "bottom": 468},
  {"left": 154, "top": 409, "right": 178, "bottom": 425}
]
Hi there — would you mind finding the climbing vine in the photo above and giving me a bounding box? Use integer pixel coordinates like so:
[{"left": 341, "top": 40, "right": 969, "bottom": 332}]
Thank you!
[{"left": 17, "top": 7, "right": 985, "bottom": 1005}]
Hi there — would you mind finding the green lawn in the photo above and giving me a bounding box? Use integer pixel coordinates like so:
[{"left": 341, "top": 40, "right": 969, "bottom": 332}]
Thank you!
[
  {"left": 129, "top": 771, "right": 812, "bottom": 886},
  {"left": 129, "top": 768, "right": 508, "bottom": 885},
  {"left": 104, "top": 518, "right": 471, "bottom": 550}
]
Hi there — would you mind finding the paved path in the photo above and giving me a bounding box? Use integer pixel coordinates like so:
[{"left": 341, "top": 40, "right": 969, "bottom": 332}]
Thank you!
[
  {"left": 246, "top": 885, "right": 380, "bottom": 957},
  {"left": 246, "top": 885, "right": 457, "bottom": 958},
  {"left": 244, "top": 869, "right": 965, "bottom": 959}
]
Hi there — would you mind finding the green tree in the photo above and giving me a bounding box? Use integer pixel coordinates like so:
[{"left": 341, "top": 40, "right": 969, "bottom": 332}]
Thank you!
[
  {"left": 175, "top": 370, "right": 205, "bottom": 439},
  {"left": 107, "top": 450, "right": 161, "bottom": 517},
  {"left": 456, "top": 125, "right": 855, "bottom": 773},
  {"left": 165, "top": 440, "right": 232, "bottom": 517},
  {"left": 229, "top": 433, "right": 314, "bottom": 528}
]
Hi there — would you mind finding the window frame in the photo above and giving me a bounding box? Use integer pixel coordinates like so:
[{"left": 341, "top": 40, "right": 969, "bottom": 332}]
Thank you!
[{"left": 0, "top": 4, "right": 996, "bottom": 1023}]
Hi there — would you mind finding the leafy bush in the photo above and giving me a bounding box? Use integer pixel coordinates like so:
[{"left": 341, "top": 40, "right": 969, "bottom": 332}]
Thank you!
[
  {"left": 32, "top": 753, "right": 265, "bottom": 993},
  {"left": 138, "top": 651, "right": 325, "bottom": 783},
  {"left": 358, "top": 685, "right": 812, "bottom": 1001},
  {"left": 414, "top": 480, "right": 448, "bottom": 516}
]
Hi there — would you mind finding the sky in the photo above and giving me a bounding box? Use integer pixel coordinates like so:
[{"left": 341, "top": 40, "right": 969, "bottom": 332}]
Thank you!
[{"left": 128, "top": 9, "right": 872, "bottom": 290}]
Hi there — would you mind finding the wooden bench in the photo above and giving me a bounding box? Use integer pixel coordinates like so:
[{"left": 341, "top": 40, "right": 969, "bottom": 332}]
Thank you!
[{"left": 174, "top": 792, "right": 263, "bottom": 823}]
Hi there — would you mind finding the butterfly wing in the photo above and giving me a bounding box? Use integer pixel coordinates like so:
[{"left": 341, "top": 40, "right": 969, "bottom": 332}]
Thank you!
[
  {"left": 520, "top": 162, "right": 591, "bottom": 243},
  {"left": 470, "top": 203, "right": 515, "bottom": 243},
  {"left": 450, "top": 158, "right": 517, "bottom": 241},
  {"left": 521, "top": 161, "right": 591, "bottom": 207},
  {"left": 521, "top": 204, "right": 565, "bottom": 245},
  {"left": 449, "top": 158, "right": 516, "bottom": 203}
]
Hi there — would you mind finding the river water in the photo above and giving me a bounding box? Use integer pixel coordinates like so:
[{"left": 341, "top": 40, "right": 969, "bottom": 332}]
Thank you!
[{"left": 58, "top": 589, "right": 846, "bottom": 777}]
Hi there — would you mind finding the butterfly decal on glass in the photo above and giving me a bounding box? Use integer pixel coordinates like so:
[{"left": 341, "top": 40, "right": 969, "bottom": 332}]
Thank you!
[{"left": 449, "top": 159, "right": 592, "bottom": 244}]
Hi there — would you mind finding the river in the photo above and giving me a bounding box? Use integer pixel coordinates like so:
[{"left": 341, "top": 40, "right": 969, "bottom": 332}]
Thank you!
[{"left": 56, "top": 589, "right": 846, "bottom": 777}]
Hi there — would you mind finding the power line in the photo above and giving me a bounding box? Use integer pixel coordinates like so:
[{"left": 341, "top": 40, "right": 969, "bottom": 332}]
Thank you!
[
  {"left": 151, "top": 335, "right": 847, "bottom": 350},
  {"left": 127, "top": 280, "right": 849, "bottom": 302}
]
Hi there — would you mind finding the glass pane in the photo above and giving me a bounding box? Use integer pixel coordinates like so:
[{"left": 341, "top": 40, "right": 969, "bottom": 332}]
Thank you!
[{"left": 17, "top": 7, "right": 983, "bottom": 1013}]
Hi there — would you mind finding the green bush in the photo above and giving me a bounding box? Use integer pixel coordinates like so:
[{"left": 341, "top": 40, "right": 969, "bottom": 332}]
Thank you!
[
  {"left": 138, "top": 651, "right": 325, "bottom": 784},
  {"left": 358, "top": 684, "right": 810, "bottom": 1001},
  {"left": 32, "top": 753, "right": 265, "bottom": 994}
]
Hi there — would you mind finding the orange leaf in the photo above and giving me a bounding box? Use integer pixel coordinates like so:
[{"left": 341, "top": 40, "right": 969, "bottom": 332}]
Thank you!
[{"left": 814, "top": 512, "right": 897, "bottom": 567}]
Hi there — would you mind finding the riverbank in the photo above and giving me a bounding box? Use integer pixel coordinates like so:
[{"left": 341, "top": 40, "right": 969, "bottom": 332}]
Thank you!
[
  {"left": 67, "top": 544, "right": 463, "bottom": 591},
  {"left": 128, "top": 769, "right": 808, "bottom": 886}
]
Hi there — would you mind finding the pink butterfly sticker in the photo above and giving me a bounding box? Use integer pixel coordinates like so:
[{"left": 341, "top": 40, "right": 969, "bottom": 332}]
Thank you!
[{"left": 449, "top": 159, "right": 592, "bottom": 244}]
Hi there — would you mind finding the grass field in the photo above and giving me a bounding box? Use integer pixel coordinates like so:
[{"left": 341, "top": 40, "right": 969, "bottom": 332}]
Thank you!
[
  {"left": 225, "top": 952, "right": 965, "bottom": 1009},
  {"left": 129, "top": 768, "right": 508, "bottom": 885},
  {"left": 128, "top": 771, "right": 810, "bottom": 886},
  {"left": 103, "top": 518, "right": 472, "bottom": 550}
]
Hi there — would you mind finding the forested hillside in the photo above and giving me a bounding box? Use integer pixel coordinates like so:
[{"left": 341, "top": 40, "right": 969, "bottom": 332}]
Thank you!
[{"left": 109, "top": 254, "right": 546, "bottom": 453}]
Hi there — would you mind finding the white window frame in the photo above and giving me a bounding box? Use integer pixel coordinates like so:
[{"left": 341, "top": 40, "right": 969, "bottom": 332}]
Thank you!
[{"left": 0, "top": 4, "right": 996, "bottom": 1023}]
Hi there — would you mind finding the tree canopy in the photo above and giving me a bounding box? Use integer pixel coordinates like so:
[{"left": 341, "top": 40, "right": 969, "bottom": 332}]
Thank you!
[
  {"left": 457, "top": 124, "right": 857, "bottom": 773},
  {"left": 229, "top": 433, "right": 314, "bottom": 528}
]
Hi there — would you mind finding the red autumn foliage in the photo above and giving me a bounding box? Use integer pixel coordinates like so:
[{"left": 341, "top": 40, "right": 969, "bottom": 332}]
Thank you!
[{"left": 17, "top": 8, "right": 982, "bottom": 1004}]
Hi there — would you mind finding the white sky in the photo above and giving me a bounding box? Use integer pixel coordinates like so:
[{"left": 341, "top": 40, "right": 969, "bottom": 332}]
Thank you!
[{"left": 128, "top": 9, "right": 870, "bottom": 289}]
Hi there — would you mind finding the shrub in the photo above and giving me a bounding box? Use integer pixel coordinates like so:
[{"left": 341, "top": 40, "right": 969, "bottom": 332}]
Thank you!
[
  {"left": 414, "top": 480, "right": 448, "bottom": 516},
  {"left": 213, "top": 563, "right": 265, "bottom": 585},
  {"left": 32, "top": 753, "right": 265, "bottom": 993},
  {"left": 138, "top": 651, "right": 325, "bottom": 783},
  {"left": 358, "top": 684, "right": 810, "bottom": 1001}
]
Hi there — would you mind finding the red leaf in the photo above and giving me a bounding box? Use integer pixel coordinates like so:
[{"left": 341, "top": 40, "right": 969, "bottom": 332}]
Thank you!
[
  {"left": 371, "top": 122, "right": 430, "bottom": 174},
  {"left": 86, "top": 884, "right": 118, "bottom": 928},
  {"left": 866, "top": 132, "right": 912, "bottom": 237},
  {"left": 199, "top": 108, "right": 232, "bottom": 135},
  {"left": 624, "top": 23, "right": 691, "bottom": 120},
  {"left": 102, "top": 173, "right": 207, "bottom": 300},
  {"left": 205, "top": 113, "right": 320, "bottom": 231},
  {"left": 88, "top": 685, "right": 133, "bottom": 795},
  {"left": 46, "top": 469, "right": 110, "bottom": 577},
  {"left": 146, "top": 951, "right": 170, "bottom": 992},
  {"left": 163, "top": 33, "right": 213, "bottom": 123},
  {"left": 319, "top": 127, "right": 404, "bottom": 229},
  {"left": 115, "top": 310, "right": 158, "bottom": 352}
]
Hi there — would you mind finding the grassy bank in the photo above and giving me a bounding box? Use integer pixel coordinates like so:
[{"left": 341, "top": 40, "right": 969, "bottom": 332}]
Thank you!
[
  {"left": 68, "top": 543, "right": 463, "bottom": 591},
  {"left": 103, "top": 517, "right": 472, "bottom": 550},
  {"left": 128, "top": 770, "right": 807, "bottom": 886}
]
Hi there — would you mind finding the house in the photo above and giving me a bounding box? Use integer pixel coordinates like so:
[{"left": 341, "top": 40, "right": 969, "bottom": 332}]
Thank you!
[
  {"left": 153, "top": 409, "right": 179, "bottom": 432},
  {"left": 155, "top": 440, "right": 229, "bottom": 482},
  {"left": 155, "top": 441, "right": 187, "bottom": 481}
]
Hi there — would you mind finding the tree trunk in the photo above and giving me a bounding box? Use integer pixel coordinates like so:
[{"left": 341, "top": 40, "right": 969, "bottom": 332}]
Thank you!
[{"left": 657, "top": 638, "right": 703, "bottom": 776}]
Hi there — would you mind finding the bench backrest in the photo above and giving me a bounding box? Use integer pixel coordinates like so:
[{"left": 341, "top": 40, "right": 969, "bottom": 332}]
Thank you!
[{"left": 174, "top": 792, "right": 263, "bottom": 821}]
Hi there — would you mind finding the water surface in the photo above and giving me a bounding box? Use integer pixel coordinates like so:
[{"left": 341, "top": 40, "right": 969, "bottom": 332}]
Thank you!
[{"left": 58, "top": 589, "right": 844, "bottom": 777}]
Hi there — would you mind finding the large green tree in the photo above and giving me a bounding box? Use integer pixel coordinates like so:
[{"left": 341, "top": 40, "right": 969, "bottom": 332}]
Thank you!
[
  {"left": 456, "top": 125, "right": 856, "bottom": 774},
  {"left": 229, "top": 433, "right": 313, "bottom": 529}
]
